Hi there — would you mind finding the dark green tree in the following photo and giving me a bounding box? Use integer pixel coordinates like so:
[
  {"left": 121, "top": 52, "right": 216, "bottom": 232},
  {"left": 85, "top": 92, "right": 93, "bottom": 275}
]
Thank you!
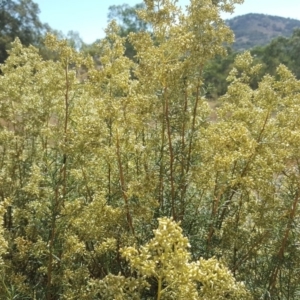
[
  {"left": 202, "top": 29, "right": 300, "bottom": 99},
  {"left": 108, "top": 3, "right": 148, "bottom": 35},
  {"left": 203, "top": 48, "right": 237, "bottom": 99},
  {"left": 0, "top": 0, "right": 45, "bottom": 63},
  {"left": 107, "top": 3, "right": 148, "bottom": 60},
  {"left": 251, "top": 28, "right": 300, "bottom": 79}
]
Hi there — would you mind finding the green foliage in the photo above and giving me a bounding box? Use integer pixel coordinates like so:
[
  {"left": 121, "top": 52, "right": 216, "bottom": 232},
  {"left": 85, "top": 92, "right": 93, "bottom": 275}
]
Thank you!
[
  {"left": 204, "top": 28, "right": 300, "bottom": 99},
  {"left": 0, "top": 0, "right": 46, "bottom": 63},
  {"left": 108, "top": 3, "right": 148, "bottom": 34},
  {"left": 2, "top": 0, "right": 300, "bottom": 299},
  {"left": 251, "top": 28, "right": 300, "bottom": 79},
  {"left": 107, "top": 3, "right": 148, "bottom": 60},
  {"left": 0, "top": 0, "right": 87, "bottom": 64}
]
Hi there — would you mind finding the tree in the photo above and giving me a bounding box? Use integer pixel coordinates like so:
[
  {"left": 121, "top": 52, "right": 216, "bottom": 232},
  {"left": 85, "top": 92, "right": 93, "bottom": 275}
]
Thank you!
[
  {"left": 2, "top": 0, "right": 300, "bottom": 299},
  {"left": 108, "top": 3, "right": 148, "bottom": 35},
  {"left": 0, "top": 0, "right": 46, "bottom": 63},
  {"left": 107, "top": 3, "right": 148, "bottom": 60},
  {"left": 204, "top": 28, "right": 300, "bottom": 99},
  {"left": 251, "top": 28, "right": 300, "bottom": 79}
]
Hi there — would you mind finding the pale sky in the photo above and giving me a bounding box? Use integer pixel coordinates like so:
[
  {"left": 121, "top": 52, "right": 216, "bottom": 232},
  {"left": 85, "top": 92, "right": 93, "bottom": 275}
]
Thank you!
[{"left": 35, "top": 0, "right": 300, "bottom": 44}]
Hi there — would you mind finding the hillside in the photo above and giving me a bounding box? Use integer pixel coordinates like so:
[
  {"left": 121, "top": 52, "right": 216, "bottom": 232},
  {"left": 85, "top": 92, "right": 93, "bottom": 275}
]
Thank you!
[{"left": 227, "top": 13, "right": 300, "bottom": 50}]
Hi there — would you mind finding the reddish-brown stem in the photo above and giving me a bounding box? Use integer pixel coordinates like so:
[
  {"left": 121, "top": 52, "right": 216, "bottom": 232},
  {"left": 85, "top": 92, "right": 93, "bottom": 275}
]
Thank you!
[
  {"left": 158, "top": 94, "right": 166, "bottom": 209},
  {"left": 108, "top": 118, "right": 113, "bottom": 202},
  {"left": 116, "top": 131, "right": 135, "bottom": 234},
  {"left": 178, "top": 76, "right": 202, "bottom": 218},
  {"left": 268, "top": 191, "right": 300, "bottom": 293},
  {"left": 206, "top": 185, "right": 226, "bottom": 254},
  {"left": 46, "top": 188, "right": 58, "bottom": 300},
  {"left": 81, "top": 165, "right": 93, "bottom": 202},
  {"left": 207, "top": 109, "right": 271, "bottom": 256},
  {"left": 178, "top": 85, "right": 188, "bottom": 220},
  {"left": 186, "top": 80, "right": 200, "bottom": 175},
  {"left": 217, "top": 110, "right": 271, "bottom": 229},
  {"left": 62, "top": 61, "right": 69, "bottom": 199},
  {"left": 46, "top": 61, "right": 70, "bottom": 300},
  {"left": 164, "top": 87, "right": 176, "bottom": 220},
  {"left": 232, "top": 230, "right": 270, "bottom": 273}
]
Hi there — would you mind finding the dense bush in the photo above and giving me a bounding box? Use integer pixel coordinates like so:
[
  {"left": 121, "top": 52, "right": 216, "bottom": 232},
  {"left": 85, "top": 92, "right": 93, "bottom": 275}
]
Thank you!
[{"left": 1, "top": 0, "right": 300, "bottom": 299}]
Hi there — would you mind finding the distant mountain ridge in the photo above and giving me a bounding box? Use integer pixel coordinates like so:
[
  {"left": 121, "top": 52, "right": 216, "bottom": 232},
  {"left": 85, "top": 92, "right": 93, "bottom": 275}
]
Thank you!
[{"left": 226, "top": 13, "right": 300, "bottom": 50}]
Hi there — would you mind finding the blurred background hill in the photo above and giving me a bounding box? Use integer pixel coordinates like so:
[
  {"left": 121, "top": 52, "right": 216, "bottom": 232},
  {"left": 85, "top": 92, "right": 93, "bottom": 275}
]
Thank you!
[{"left": 227, "top": 13, "right": 300, "bottom": 50}]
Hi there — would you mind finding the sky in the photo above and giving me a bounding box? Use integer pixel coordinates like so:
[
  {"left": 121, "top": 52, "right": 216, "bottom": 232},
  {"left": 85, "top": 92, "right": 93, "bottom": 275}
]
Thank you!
[{"left": 35, "top": 0, "right": 300, "bottom": 44}]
